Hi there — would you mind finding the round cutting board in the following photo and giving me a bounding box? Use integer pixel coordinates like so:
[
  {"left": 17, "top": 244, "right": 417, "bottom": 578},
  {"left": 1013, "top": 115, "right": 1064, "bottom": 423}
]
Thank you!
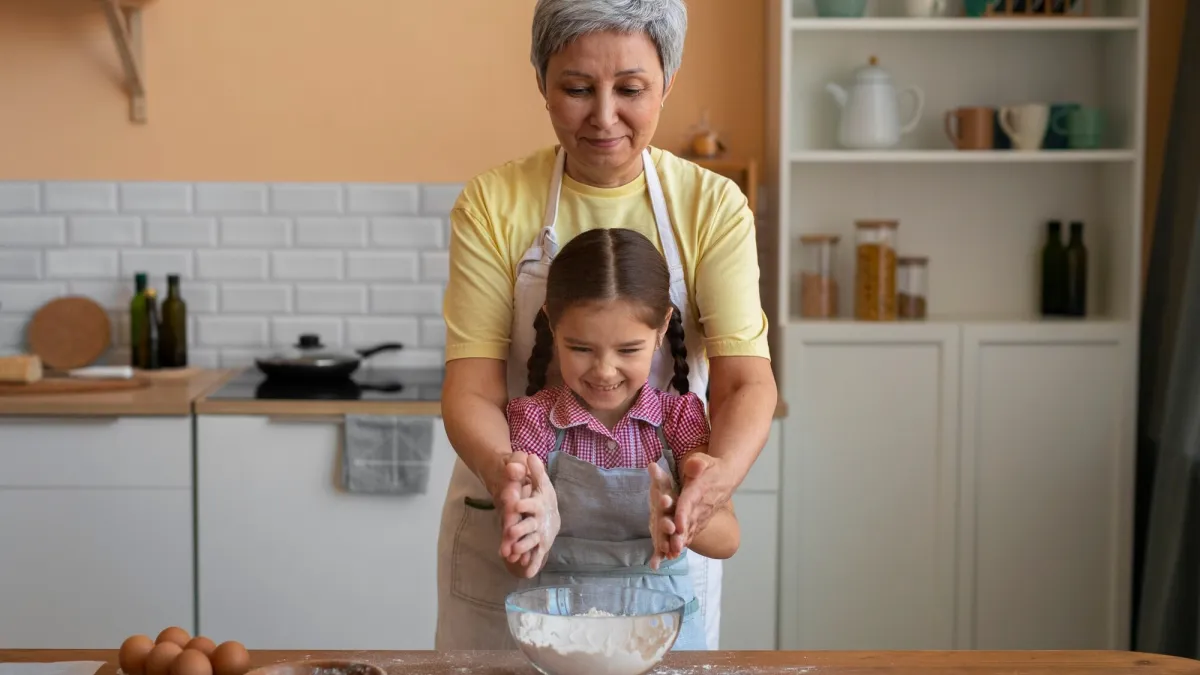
[{"left": 26, "top": 296, "right": 113, "bottom": 370}]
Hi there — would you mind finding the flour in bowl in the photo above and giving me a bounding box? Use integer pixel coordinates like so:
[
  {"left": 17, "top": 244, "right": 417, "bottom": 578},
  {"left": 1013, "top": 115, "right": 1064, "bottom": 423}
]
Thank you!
[{"left": 512, "top": 606, "right": 680, "bottom": 675}]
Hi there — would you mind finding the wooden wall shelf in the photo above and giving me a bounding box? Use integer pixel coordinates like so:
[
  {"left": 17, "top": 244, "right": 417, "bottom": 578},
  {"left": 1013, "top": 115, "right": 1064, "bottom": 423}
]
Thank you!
[{"left": 101, "top": 0, "right": 154, "bottom": 123}]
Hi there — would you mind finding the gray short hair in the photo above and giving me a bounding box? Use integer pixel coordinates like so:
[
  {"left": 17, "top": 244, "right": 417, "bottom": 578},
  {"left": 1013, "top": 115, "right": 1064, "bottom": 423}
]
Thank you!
[{"left": 531, "top": 0, "right": 687, "bottom": 93}]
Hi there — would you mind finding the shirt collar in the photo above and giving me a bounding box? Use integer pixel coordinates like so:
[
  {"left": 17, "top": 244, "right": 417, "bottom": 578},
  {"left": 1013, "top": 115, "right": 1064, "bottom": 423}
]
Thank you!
[{"left": 547, "top": 383, "right": 664, "bottom": 430}]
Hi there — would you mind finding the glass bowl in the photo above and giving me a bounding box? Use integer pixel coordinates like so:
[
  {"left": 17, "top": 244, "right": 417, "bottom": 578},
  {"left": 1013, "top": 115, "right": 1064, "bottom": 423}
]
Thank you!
[{"left": 505, "top": 584, "right": 686, "bottom": 675}]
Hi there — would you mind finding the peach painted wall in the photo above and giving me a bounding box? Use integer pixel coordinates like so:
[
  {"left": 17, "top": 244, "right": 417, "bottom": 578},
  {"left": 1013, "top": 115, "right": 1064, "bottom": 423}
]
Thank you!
[{"left": 0, "top": 0, "right": 764, "bottom": 183}]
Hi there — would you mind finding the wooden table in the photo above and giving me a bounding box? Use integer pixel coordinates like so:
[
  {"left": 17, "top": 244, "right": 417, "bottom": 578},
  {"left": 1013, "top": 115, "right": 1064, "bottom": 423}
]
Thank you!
[{"left": 3, "top": 650, "right": 1200, "bottom": 674}]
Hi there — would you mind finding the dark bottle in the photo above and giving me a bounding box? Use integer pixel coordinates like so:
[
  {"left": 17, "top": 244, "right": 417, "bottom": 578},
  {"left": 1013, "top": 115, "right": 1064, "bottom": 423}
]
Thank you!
[
  {"left": 130, "top": 272, "right": 149, "bottom": 368},
  {"left": 159, "top": 274, "right": 188, "bottom": 368},
  {"left": 1065, "top": 221, "right": 1088, "bottom": 317},
  {"left": 144, "top": 287, "right": 161, "bottom": 370},
  {"left": 1040, "top": 220, "right": 1069, "bottom": 316}
]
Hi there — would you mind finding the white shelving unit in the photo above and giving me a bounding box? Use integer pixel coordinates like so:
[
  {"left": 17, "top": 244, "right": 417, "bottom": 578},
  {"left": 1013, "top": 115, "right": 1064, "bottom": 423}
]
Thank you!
[{"left": 764, "top": 0, "right": 1146, "bottom": 653}]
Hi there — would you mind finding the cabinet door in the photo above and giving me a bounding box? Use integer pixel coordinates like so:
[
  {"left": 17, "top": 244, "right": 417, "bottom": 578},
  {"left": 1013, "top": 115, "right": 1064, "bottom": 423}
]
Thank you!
[
  {"left": 959, "top": 323, "right": 1133, "bottom": 650},
  {"left": 779, "top": 323, "right": 960, "bottom": 650},
  {"left": 0, "top": 417, "right": 195, "bottom": 648},
  {"left": 196, "top": 414, "right": 456, "bottom": 650}
]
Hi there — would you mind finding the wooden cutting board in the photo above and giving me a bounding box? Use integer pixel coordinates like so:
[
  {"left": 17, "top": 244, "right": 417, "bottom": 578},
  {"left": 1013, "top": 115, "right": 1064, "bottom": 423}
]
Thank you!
[
  {"left": 0, "top": 376, "right": 151, "bottom": 396},
  {"left": 26, "top": 296, "right": 112, "bottom": 370}
]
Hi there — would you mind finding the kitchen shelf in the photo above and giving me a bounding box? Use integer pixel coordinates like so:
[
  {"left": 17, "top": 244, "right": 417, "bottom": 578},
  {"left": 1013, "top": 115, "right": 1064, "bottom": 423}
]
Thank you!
[
  {"left": 101, "top": 0, "right": 156, "bottom": 124},
  {"left": 789, "top": 17, "right": 1139, "bottom": 31},
  {"left": 788, "top": 149, "right": 1136, "bottom": 163}
]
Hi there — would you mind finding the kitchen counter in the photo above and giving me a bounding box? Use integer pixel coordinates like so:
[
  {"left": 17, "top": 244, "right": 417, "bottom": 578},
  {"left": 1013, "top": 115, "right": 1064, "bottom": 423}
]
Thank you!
[
  {"left": 0, "top": 368, "right": 238, "bottom": 417},
  {"left": 2, "top": 649, "right": 1199, "bottom": 675}
]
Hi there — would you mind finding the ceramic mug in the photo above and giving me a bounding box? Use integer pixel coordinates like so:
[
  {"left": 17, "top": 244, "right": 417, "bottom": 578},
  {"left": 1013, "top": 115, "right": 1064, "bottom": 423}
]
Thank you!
[
  {"left": 905, "top": 0, "right": 948, "bottom": 15},
  {"left": 1051, "top": 106, "right": 1105, "bottom": 149},
  {"left": 945, "top": 107, "right": 995, "bottom": 150},
  {"left": 1044, "top": 103, "right": 1081, "bottom": 149},
  {"left": 814, "top": 0, "right": 869, "bottom": 18},
  {"left": 999, "top": 103, "right": 1050, "bottom": 151}
]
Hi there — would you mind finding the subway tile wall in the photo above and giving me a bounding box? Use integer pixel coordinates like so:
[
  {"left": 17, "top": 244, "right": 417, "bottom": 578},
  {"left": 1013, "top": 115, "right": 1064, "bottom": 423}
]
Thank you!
[{"left": 0, "top": 181, "right": 464, "bottom": 369}]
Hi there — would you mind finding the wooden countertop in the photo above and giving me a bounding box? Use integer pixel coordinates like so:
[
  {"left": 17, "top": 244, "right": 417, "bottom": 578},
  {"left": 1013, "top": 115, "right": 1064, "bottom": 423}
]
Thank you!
[
  {"left": 0, "top": 368, "right": 238, "bottom": 417},
  {"left": 2, "top": 649, "right": 1199, "bottom": 674}
]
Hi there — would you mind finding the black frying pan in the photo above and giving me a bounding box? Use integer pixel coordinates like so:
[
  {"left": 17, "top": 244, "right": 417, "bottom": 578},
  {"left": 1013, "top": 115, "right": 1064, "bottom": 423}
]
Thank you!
[{"left": 255, "top": 334, "right": 403, "bottom": 381}]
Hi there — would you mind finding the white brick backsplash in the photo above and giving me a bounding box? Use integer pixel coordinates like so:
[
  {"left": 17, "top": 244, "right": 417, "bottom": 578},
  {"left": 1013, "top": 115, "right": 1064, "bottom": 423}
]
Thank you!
[
  {"left": 421, "top": 250, "right": 449, "bottom": 282},
  {"left": 371, "top": 285, "right": 443, "bottom": 315},
  {"left": 271, "top": 184, "right": 343, "bottom": 214},
  {"left": 420, "top": 184, "right": 463, "bottom": 216},
  {"left": 218, "top": 348, "right": 274, "bottom": 369},
  {"left": 220, "top": 284, "right": 291, "bottom": 313},
  {"left": 295, "top": 217, "right": 367, "bottom": 247},
  {"left": 46, "top": 250, "right": 119, "bottom": 278},
  {"left": 220, "top": 217, "right": 291, "bottom": 247},
  {"left": 271, "top": 317, "right": 343, "bottom": 346},
  {"left": 365, "top": 348, "right": 445, "bottom": 368},
  {"left": 0, "top": 251, "right": 41, "bottom": 279},
  {"left": 0, "top": 184, "right": 39, "bottom": 213},
  {"left": 120, "top": 183, "right": 192, "bottom": 213},
  {"left": 195, "top": 184, "right": 268, "bottom": 214},
  {"left": 181, "top": 282, "right": 220, "bottom": 313},
  {"left": 346, "top": 251, "right": 418, "bottom": 281},
  {"left": 420, "top": 317, "right": 446, "bottom": 348},
  {"left": 196, "top": 250, "right": 268, "bottom": 280},
  {"left": 187, "top": 349, "right": 221, "bottom": 369},
  {"left": 197, "top": 316, "right": 268, "bottom": 347},
  {"left": 44, "top": 182, "right": 117, "bottom": 213},
  {"left": 146, "top": 217, "right": 218, "bottom": 247},
  {"left": 0, "top": 282, "right": 66, "bottom": 312},
  {"left": 272, "top": 251, "right": 343, "bottom": 280},
  {"left": 345, "top": 317, "right": 419, "bottom": 348},
  {"left": 0, "top": 217, "right": 65, "bottom": 246},
  {"left": 296, "top": 285, "right": 367, "bottom": 314},
  {"left": 347, "top": 185, "right": 418, "bottom": 214},
  {"left": 68, "top": 280, "right": 131, "bottom": 311},
  {"left": 121, "top": 250, "right": 194, "bottom": 279},
  {"left": 371, "top": 217, "right": 443, "bottom": 248},
  {"left": 69, "top": 217, "right": 141, "bottom": 246},
  {"left": 0, "top": 316, "right": 26, "bottom": 348}
]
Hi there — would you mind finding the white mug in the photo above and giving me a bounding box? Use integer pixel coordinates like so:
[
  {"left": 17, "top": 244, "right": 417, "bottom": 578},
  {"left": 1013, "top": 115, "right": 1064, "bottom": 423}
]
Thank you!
[
  {"left": 999, "top": 103, "right": 1050, "bottom": 151},
  {"left": 905, "top": 0, "right": 948, "bottom": 16}
]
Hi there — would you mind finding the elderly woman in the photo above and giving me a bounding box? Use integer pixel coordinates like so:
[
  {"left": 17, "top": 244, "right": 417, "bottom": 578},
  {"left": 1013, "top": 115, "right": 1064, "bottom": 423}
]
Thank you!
[{"left": 435, "top": 0, "right": 777, "bottom": 650}]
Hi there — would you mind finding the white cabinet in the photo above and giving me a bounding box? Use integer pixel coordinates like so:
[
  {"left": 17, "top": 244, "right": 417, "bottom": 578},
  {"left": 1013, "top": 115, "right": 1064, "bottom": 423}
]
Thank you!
[
  {"left": 778, "top": 321, "right": 1133, "bottom": 651},
  {"left": 0, "top": 417, "right": 195, "bottom": 648},
  {"left": 194, "top": 414, "right": 456, "bottom": 650}
]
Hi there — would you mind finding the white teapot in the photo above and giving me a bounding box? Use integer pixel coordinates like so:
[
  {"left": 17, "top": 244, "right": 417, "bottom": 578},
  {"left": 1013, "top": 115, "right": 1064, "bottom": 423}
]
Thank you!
[{"left": 826, "top": 56, "right": 925, "bottom": 150}]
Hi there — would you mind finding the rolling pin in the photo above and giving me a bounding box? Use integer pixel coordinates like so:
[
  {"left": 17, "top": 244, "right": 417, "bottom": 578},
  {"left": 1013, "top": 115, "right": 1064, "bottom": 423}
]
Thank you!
[{"left": 0, "top": 354, "right": 44, "bottom": 383}]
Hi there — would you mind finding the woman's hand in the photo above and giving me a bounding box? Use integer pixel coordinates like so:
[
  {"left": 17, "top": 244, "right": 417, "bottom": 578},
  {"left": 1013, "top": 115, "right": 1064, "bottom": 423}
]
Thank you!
[
  {"left": 670, "top": 452, "right": 728, "bottom": 551},
  {"left": 499, "top": 453, "right": 560, "bottom": 578},
  {"left": 648, "top": 462, "right": 685, "bottom": 570}
]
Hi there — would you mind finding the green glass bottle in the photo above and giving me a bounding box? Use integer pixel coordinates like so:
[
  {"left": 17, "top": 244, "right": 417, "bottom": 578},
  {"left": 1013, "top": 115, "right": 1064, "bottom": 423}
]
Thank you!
[
  {"left": 159, "top": 274, "right": 188, "bottom": 368},
  {"left": 1040, "top": 221, "right": 1068, "bottom": 317},
  {"left": 130, "top": 272, "right": 149, "bottom": 368},
  {"left": 1065, "top": 221, "right": 1088, "bottom": 317},
  {"left": 145, "top": 287, "right": 161, "bottom": 370}
]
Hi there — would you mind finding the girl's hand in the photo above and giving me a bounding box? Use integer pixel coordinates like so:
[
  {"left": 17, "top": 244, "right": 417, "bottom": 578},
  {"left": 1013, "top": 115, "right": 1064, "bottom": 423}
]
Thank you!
[
  {"left": 648, "top": 462, "right": 685, "bottom": 570},
  {"left": 502, "top": 454, "right": 560, "bottom": 578},
  {"left": 497, "top": 452, "right": 533, "bottom": 562}
]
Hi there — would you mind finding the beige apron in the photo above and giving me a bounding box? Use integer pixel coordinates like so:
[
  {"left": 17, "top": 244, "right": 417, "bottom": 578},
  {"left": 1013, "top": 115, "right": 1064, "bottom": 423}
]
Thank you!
[{"left": 434, "top": 147, "right": 721, "bottom": 650}]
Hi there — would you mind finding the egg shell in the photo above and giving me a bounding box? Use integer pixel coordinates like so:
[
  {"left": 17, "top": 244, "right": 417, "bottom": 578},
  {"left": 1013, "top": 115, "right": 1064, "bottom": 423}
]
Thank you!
[
  {"left": 183, "top": 637, "right": 217, "bottom": 657},
  {"left": 144, "top": 642, "right": 183, "bottom": 675},
  {"left": 118, "top": 635, "right": 155, "bottom": 675},
  {"left": 210, "top": 641, "right": 250, "bottom": 675},
  {"left": 156, "top": 627, "right": 191, "bottom": 647},
  {"left": 171, "top": 649, "right": 213, "bottom": 675}
]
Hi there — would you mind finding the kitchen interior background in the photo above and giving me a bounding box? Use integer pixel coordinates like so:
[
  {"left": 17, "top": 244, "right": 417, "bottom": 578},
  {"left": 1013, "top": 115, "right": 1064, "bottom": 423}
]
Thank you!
[{"left": 0, "top": 0, "right": 1185, "bottom": 366}]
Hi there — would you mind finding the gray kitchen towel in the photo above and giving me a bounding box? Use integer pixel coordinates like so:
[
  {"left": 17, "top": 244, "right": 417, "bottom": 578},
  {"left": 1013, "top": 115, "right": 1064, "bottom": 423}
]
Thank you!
[{"left": 342, "top": 415, "right": 434, "bottom": 495}]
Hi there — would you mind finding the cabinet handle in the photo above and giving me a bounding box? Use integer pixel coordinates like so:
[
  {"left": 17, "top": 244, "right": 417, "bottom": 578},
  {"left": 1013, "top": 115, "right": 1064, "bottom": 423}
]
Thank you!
[{"left": 266, "top": 415, "right": 345, "bottom": 425}]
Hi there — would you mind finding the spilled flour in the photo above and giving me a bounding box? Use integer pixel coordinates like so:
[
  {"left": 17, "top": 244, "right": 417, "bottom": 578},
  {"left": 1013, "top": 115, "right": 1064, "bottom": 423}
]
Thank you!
[{"left": 512, "top": 606, "right": 679, "bottom": 675}]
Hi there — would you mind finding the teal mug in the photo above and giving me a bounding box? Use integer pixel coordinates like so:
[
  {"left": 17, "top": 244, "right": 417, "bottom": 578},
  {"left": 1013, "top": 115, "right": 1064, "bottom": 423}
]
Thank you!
[
  {"left": 814, "top": 0, "right": 868, "bottom": 17},
  {"left": 964, "top": 0, "right": 994, "bottom": 16},
  {"left": 1051, "top": 106, "right": 1105, "bottom": 149}
]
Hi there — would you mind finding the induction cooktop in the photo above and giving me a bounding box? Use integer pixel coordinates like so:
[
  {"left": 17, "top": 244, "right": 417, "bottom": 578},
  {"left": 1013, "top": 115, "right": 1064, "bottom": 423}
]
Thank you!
[{"left": 207, "top": 367, "right": 445, "bottom": 402}]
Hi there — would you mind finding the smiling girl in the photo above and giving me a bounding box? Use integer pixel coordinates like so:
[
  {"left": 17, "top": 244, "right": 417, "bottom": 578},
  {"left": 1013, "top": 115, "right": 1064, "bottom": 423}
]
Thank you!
[{"left": 493, "top": 227, "right": 740, "bottom": 651}]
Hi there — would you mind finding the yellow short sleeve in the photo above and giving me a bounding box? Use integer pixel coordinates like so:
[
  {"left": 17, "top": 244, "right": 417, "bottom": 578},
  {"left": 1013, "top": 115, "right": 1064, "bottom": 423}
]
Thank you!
[{"left": 442, "top": 182, "right": 515, "bottom": 361}]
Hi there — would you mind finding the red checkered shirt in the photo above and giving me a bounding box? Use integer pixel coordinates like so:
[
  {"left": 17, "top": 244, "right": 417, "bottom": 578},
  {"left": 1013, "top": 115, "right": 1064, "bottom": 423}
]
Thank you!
[{"left": 506, "top": 384, "right": 711, "bottom": 470}]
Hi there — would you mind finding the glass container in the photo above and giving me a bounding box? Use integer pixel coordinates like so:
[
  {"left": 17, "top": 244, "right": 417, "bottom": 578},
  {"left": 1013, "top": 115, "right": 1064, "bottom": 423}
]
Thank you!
[
  {"left": 854, "top": 219, "right": 899, "bottom": 321},
  {"left": 897, "top": 256, "right": 928, "bottom": 320},
  {"left": 797, "top": 234, "right": 840, "bottom": 318}
]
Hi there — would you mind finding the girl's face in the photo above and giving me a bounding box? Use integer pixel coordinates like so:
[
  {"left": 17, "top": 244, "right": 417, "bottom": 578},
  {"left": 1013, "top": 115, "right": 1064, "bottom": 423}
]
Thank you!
[{"left": 550, "top": 299, "right": 669, "bottom": 424}]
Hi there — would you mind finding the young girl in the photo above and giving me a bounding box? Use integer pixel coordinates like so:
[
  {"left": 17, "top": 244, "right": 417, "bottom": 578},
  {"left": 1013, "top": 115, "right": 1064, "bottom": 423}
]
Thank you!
[{"left": 494, "top": 227, "right": 740, "bottom": 651}]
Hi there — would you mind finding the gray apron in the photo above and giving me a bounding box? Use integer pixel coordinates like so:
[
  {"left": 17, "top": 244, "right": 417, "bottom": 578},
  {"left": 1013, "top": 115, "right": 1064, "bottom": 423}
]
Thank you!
[{"left": 434, "top": 147, "right": 721, "bottom": 650}]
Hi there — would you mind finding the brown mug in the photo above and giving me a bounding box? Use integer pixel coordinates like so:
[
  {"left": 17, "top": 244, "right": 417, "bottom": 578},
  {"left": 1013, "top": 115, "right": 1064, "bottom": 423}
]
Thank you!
[{"left": 945, "top": 107, "right": 995, "bottom": 150}]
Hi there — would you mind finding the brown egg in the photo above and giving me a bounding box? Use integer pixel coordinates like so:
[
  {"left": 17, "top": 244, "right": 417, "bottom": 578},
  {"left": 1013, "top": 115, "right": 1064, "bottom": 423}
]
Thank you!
[
  {"left": 170, "top": 649, "right": 213, "bottom": 675},
  {"left": 183, "top": 637, "right": 216, "bottom": 657},
  {"left": 118, "top": 634, "right": 155, "bottom": 675},
  {"left": 209, "top": 641, "right": 250, "bottom": 675},
  {"left": 156, "top": 627, "right": 191, "bottom": 647},
  {"left": 144, "top": 642, "right": 183, "bottom": 675}
]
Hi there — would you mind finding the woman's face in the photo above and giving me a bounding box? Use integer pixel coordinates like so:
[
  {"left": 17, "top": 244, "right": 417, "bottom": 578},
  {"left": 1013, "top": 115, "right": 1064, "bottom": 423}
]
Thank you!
[{"left": 542, "top": 30, "right": 673, "bottom": 187}]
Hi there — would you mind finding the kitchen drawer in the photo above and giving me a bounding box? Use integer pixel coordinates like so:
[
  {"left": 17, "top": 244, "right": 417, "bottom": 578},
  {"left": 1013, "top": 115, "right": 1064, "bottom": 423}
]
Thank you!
[{"left": 0, "top": 417, "right": 192, "bottom": 488}]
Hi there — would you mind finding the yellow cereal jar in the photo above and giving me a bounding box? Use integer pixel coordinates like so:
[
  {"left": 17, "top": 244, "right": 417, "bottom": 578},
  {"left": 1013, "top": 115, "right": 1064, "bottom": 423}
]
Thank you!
[{"left": 854, "top": 220, "right": 898, "bottom": 321}]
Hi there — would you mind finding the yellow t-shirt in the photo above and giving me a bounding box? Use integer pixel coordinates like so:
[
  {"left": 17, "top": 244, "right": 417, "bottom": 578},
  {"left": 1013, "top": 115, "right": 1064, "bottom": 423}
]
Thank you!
[{"left": 443, "top": 144, "right": 770, "bottom": 363}]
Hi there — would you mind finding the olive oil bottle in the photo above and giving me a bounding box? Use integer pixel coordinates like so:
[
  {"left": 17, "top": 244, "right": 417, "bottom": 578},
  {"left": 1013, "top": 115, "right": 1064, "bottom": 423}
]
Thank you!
[
  {"left": 159, "top": 274, "right": 188, "bottom": 368},
  {"left": 1040, "top": 220, "right": 1069, "bottom": 316},
  {"left": 144, "top": 287, "right": 161, "bottom": 370},
  {"left": 130, "top": 272, "right": 150, "bottom": 368}
]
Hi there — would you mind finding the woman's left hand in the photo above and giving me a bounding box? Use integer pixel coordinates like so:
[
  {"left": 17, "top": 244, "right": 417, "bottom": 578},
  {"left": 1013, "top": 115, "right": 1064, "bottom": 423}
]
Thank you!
[{"left": 671, "top": 452, "right": 730, "bottom": 549}]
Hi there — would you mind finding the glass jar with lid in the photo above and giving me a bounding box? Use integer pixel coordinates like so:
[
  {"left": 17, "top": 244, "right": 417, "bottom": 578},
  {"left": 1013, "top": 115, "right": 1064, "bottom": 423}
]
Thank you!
[
  {"left": 897, "top": 255, "right": 928, "bottom": 320},
  {"left": 796, "top": 234, "right": 840, "bottom": 318},
  {"left": 854, "top": 219, "right": 899, "bottom": 321}
]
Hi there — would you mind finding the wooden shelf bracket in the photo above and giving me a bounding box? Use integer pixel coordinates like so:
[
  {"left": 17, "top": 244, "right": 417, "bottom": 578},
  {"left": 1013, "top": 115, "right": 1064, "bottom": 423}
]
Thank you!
[{"left": 100, "top": 0, "right": 148, "bottom": 123}]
